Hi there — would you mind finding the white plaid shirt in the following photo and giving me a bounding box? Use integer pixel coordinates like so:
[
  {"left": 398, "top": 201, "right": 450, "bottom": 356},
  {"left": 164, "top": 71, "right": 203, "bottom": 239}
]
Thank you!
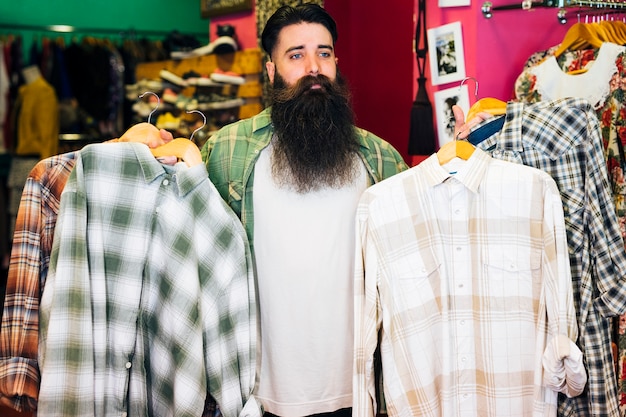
[
  {"left": 38, "top": 142, "right": 260, "bottom": 417},
  {"left": 354, "top": 149, "right": 579, "bottom": 417}
]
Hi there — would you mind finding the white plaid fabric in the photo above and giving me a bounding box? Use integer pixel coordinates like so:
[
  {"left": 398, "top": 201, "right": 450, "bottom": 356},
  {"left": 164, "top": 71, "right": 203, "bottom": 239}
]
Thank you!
[{"left": 354, "top": 149, "right": 578, "bottom": 417}]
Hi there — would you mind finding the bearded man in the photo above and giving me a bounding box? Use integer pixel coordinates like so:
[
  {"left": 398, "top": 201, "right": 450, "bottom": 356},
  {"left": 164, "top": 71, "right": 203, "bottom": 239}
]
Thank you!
[{"left": 201, "top": 4, "right": 407, "bottom": 417}]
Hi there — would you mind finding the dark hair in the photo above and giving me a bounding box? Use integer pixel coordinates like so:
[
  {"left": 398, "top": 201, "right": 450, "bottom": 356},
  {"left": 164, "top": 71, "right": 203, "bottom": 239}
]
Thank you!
[{"left": 261, "top": 3, "right": 338, "bottom": 59}]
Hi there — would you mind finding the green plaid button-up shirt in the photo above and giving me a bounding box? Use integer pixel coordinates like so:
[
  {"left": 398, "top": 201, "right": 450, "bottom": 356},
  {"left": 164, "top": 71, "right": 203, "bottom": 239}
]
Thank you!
[{"left": 201, "top": 107, "right": 409, "bottom": 252}]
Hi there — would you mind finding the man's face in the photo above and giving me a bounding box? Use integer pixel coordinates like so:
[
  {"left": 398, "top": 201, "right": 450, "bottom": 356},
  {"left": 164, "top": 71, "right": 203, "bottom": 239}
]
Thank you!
[
  {"left": 265, "top": 22, "right": 338, "bottom": 87},
  {"left": 269, "top": 64, "right": 359, "bottom": 194}
]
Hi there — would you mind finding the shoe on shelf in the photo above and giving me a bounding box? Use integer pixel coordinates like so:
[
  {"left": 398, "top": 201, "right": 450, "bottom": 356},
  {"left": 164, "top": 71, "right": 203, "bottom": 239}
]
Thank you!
[
  {"left": 160, "top": 69, "right": 188, "bottom": 88},
  {"left": 197, "top": 95, "right": 245, "bottom": 111},
  {"left": 211, "top": 36, "right": 237, "bottom": 55},
  {"left": 132, "top": 100, "right": 158, "bottom": 119},
  {"left": 156, "top": 112, "right": 181, "bottom": 130},
  {"left": 212, "top": 24, "right": 239, "bottom": 54},
  {"left": 162, "top": 88, "right": 180, "bottom": 104},
  {"left": 187, "top": 76, "right": 222, "bottom": 87},
  {"left": 210, "top": 68, "right": 245, "bottom": 85},
  {"left": 163, "top": 89, "right": 198, "bottom": 111}
]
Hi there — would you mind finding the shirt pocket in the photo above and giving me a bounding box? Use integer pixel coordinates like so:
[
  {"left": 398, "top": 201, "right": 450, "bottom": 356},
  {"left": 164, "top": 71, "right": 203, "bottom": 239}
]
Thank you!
[
  {"left": 483, "top": 250, "right": 542, "bottom": 313},
  {"left": 392, "top": 250, "right": 443, "bottom": 317}
]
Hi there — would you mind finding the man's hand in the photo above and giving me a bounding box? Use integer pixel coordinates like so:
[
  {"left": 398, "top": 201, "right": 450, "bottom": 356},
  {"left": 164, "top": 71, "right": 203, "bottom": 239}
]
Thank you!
[
  {"left": 117, "top": 122, "right": 174, "bottom": 148},
  {"left": 452, "top": 105, "right": 493, "bottom": 141}
]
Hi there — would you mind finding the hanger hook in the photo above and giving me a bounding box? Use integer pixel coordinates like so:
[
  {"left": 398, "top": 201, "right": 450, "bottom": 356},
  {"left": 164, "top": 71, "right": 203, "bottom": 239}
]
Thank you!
[
  {"left": 187, "top": 110, "right": 206, "bottom": 142},
  {"left": 459, "top": 77, "right": 479, "bottom": 100},
  {"left": 138, "top": 91, "right": 160, "bottom": 124}
]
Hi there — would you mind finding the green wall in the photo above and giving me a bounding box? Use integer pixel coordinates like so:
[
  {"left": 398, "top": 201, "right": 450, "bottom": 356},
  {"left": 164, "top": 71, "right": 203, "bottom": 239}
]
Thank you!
[{"left": 0, "top": 0, "right": 209, "bottom": 55}]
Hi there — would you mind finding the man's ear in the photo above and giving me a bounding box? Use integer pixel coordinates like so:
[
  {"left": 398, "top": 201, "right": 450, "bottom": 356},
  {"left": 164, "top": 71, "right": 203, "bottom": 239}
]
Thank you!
[{"left": 266, "top": 61, "right": 276, "bottom": 84}]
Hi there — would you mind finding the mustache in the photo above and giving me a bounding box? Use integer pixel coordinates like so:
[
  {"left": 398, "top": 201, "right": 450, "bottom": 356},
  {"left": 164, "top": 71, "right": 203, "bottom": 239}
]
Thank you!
[{"left": 272, "top": 74, "right": 338, "bottom": 103}]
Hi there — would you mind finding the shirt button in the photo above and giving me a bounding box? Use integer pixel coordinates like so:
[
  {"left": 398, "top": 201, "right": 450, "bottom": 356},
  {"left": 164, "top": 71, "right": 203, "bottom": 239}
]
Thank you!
[
  {"left": 456, "top": 247, "right": 462, "bottom": 251},
  {"left": 163, "top": 179, "right": 169, "bottom": 186},
  {"left": 125, "top": 362, "right": 132, "bottom": 369},
  {"left": 460, "top": 320, "right": 465, "bottom": 326},
  {"left": 458, "top": 283, "right": 464, "bottom": 288}
]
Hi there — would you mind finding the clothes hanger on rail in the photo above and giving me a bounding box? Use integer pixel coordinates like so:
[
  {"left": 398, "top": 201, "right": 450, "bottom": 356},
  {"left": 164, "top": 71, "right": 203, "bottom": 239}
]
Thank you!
[{"left": 553, "top": 20, "right": 604, "bottom": 59}]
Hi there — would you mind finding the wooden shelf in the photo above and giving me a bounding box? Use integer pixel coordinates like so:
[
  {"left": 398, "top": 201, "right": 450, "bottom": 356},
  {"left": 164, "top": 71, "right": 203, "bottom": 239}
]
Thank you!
[{"left": 135, "top": 48, "right": 263, "bottom": 80}]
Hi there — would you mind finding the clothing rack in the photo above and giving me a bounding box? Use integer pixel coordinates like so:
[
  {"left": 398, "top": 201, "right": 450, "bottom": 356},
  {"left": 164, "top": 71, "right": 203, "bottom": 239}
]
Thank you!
[
  {"left": 481, "top": 0, "right": 626, "bottom": 23},
  {"left": 0, "top": 22, "right": 208, "bottom": 39}
]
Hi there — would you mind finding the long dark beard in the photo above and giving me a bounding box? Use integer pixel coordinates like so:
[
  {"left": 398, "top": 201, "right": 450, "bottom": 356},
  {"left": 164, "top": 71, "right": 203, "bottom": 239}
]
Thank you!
[{"left": 270, "top": 72, "right": 360, "bottom": 193}]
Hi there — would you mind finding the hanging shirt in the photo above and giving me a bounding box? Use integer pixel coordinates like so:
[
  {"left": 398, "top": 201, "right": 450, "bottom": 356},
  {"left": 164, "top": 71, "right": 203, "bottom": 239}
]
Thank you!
[
  {"left": 471, "top": 98, "right": 626, "bottom": 417},
  {"left": 0, "top": 151, "right": 76, "bottom": 413},
  {"left": 353, "top": 149, "right": 581, "bottom": 417},
  {"left": 14, "top": 75, "right": 59, "bottom": 159},
  {"left": 37, "top": 142, "right": 261, "bottom": 417}
]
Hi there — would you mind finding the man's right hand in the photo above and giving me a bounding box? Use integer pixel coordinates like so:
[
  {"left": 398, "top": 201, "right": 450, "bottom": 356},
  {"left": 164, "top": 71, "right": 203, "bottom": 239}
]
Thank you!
[{"left": 117, "top": 122, "right": 174, "bottom": 148}]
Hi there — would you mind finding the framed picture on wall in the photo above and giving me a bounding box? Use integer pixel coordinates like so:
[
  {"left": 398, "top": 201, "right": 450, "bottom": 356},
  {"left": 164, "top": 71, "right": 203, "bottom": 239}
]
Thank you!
[
  {"left": 201, "top": 0, "right": 253, "bottom": 18},
  {"left": 427, "top": 21, "right": 466, "bottom": 86},
  {"left": 433, "top": 84, "right": 470, "bottom": 148}
]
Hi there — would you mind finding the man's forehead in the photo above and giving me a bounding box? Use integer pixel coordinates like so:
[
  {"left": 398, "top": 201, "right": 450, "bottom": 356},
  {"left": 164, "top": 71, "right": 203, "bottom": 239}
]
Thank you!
[{"left": 276, "top": 23, "right": 334, "bottom": 49}]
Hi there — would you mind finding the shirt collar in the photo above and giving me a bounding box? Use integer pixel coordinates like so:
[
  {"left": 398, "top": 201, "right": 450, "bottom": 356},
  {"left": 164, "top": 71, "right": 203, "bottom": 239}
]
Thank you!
[
  {"left": 129, "top": 142, "right": 210, "bottom": 198},
  {"left": 421, "top": 146, "right": 491, "bottom": 194}
]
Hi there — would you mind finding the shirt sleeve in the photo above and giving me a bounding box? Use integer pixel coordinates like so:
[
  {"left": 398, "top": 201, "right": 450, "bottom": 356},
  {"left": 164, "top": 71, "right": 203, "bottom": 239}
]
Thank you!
[
  {"left": 353, "top": 192, "right": 382, "bottom": 417},
  {"left": 0, "top": 175, "right": 44, "bottom": 412}
]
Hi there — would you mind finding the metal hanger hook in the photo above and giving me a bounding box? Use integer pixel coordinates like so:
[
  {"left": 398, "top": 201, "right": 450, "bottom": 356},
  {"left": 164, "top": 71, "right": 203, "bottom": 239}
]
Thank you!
[
  {"left": 138, "top": 91, "right": 160, "bottom": 124},
  {"left": 459, "top": 77, "right": 479, "bottom": 100},
  {"left": 187, "top": 110, "right": 207, "bottom": 142}
]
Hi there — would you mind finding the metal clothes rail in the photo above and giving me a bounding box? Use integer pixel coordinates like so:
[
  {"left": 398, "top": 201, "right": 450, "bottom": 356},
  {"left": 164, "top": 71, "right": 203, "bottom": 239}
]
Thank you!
[
  {"left": 0, "top": 22, "right": 207, "bottom": 39},
  {"left": 481, "top": 0, "right": 626, "bottom": 24}
]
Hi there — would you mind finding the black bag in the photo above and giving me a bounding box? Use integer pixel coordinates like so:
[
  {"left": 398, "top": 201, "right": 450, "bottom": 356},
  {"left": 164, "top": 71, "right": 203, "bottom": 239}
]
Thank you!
[{"left": 408, "top": 0, "right": 437, "bottom": 155}]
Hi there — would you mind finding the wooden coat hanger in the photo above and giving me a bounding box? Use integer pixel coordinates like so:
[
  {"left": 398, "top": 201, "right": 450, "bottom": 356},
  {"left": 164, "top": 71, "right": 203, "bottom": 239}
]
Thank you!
[
  {"left": 437, "top": 138, "right": 475, "bottom": 165},
  {"left": 554, "top": 22, "right": 604, "bottom": 58},
  {"left": 119, "top": 92, "right": 203, "bottom": 167},
  {"left": 150, "top": 109, "right": 205, "bottom": 167}
]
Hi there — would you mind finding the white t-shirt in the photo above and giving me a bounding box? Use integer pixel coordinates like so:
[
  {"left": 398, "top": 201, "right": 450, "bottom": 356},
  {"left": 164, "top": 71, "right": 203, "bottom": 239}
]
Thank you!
[{"left": 253, "top": 142, "right": 368, "bottom": 417}]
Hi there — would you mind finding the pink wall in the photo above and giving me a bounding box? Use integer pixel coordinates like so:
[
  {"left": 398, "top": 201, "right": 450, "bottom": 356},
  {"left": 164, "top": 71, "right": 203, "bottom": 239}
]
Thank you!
[{"left": 426, "top": 1, "right": 570, "bottom": 105}]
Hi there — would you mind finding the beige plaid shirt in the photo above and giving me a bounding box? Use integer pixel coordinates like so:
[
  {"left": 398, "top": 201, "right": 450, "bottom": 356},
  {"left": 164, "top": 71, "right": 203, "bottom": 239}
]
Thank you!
[{"left": 353, "top": 149, "right": 580, "bottom": 417}]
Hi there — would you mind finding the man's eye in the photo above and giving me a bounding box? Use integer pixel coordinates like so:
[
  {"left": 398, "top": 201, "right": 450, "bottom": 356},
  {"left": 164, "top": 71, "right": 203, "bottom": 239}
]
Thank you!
[{"left": 290, "top": 53, "right": 302, "bottom": 60}]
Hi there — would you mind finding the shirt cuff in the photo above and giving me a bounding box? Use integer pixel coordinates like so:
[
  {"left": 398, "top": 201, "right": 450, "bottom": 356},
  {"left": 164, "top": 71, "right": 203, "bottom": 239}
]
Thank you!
[
  {"left": 542, "top": 334, "right": 587, "bottom": 398},
  {"left": 240, "top": 394, "right": 263, "bottom": 417}
]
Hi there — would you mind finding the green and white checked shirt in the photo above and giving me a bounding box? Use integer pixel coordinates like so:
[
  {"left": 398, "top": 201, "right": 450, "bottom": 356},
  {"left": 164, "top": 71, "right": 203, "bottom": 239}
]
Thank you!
[{"left": 38, "top": 142, "right": 260, "bottom": 417}]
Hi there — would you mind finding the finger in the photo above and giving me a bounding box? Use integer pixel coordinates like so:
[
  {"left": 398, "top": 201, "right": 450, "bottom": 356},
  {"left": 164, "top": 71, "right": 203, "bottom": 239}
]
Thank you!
[
  {"left": 452, "top": 105, "right": 466, "bottom": 126},
  {"left": 159, "top": 129, "right": 174, "bottom": 143}
]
